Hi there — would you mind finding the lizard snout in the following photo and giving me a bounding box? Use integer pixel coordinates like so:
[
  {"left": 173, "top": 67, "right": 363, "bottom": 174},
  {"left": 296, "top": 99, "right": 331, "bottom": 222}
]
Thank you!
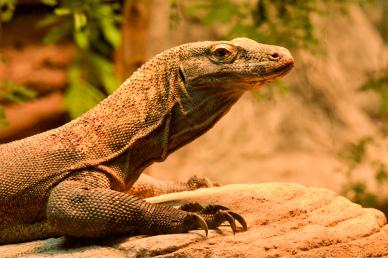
[{"left": 273, "top": 47, "right": 294, "bottom": 68}]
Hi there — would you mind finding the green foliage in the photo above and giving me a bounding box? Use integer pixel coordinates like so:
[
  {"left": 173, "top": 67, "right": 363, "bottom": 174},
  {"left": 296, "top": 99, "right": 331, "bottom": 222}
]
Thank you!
[
  {"left": 0, "top": 80, "right": 36, "bottom": 129},
  {"left": 180, "top": 0, "right": 370, "bottom": 51},
  {"left": 0, "top": 0, "right": 17, "bottom": 22},
  {"left": 39, "top": 0, "right": 122, "bottom": 118},
  {"left": 375, "top": 162, "right": 388, "bottom": 183},
  {"left": 339, "top": 137, "right": 388, "bottom": 208},
  {"left": 0, "top": 1, "right": 122, "bottom": 121},
  {"left": 252, "top": 80, "right": 289, "bottom": 101},
  {"left": 168, "top": 0, "right": 181, "bottom": 29},
  {"left": 360, "top": 67, "right": 388, "bottom": 115},
  {"left": 341, "top": 180, "right": 378, "bottom": 207},
  {"left": 0, "top": 80, "right": 36, "bottom": 104},
  {"left": 40, "top": 0, "right": 122, "bottom": 49},
  {"left": 338, "top": 137, "right": 372, "bottom": 167},
  {"left": 64, "top": 62, "right": 105, "bottom": 118},
  {"left": 0, "top": 0, "right": 122, "bottom": 124},
  {"left": 0, "top": 105, "right": 8, "bottom": 129}
]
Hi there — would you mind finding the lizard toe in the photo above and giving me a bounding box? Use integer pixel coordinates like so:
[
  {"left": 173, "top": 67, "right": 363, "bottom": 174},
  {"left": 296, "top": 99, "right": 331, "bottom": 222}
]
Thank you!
[
  {"left": 184, "top": 212, "right": 208, "bottom": 236},
  {"left": 227, "top": 211, "right": 248, "bottom": 231},
  {"left": 201, "top": 205, "right": 247, "bottom": 232},
  {"left": 218, "top": 210, "right": 237, "bottom": 234},
  {"left": 179, "top": 203, "right": 247, "bottom": 233}
]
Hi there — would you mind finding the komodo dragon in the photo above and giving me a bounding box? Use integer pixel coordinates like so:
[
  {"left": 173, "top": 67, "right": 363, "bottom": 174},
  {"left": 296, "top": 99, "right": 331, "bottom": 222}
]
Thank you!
[{"left": 0, "top": 38, "right": 294, "bottom": 244}]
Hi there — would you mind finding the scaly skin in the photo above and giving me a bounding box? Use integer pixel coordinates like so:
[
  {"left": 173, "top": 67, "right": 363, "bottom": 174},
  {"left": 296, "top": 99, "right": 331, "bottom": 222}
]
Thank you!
[{"left": 0, "top": 38, "right": 293, "bottom": 244}]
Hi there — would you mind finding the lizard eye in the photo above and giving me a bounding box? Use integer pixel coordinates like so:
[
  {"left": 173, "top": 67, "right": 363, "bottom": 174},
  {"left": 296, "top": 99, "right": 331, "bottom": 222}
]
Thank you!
[
  {"left": 214, "top": 47, "right": 230, "bottom": 58},
  {"left": 209, "top": 43, "right": 237, "bottom": 63}
]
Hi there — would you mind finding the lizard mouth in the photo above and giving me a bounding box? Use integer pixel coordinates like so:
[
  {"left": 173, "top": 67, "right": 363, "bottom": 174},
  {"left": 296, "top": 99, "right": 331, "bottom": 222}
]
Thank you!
[
  {"left": 232, "top": 62, "right": 294, "bottom": 90},
  {"left": 265, "top": 62, "right": 294, "bottom": 79},
  {"left": 188, "top": 62, "right": 294, "bottom": 90}
]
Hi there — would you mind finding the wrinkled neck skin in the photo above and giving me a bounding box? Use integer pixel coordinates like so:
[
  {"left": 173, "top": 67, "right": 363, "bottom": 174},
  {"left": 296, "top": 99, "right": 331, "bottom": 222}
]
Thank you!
[
  {"left": 151, "top": 50, "right": 245, "bottom": 159},
  {"left": 121, "top": 53, "right": 243, "bottom": 170},
  {"left": 167, "top": 80, "right": 243, "bottom": 154}
]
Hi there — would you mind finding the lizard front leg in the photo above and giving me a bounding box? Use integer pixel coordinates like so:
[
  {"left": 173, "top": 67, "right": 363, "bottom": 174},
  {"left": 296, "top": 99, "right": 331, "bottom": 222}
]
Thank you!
[
  {"left": 128, "top": 174, "right": 219, "bottom": 198},
  {"left": 46, "top": 171, "right": 209, "bottom": 238}
]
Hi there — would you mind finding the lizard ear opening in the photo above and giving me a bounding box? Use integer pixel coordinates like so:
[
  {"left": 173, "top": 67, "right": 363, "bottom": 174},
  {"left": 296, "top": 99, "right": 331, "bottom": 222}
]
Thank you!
[{"left": 178, "top": 65, "right": 186, "bottom": 84}]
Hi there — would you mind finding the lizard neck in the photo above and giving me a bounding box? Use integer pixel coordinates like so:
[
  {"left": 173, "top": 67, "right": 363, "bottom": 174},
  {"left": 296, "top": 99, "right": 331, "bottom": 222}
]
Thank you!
[
  {"left": 62, "top": 50, "right": 179, "bottom": 173},
  {"left": 166, "top": 85, "right": 243, "bottom": 155}
]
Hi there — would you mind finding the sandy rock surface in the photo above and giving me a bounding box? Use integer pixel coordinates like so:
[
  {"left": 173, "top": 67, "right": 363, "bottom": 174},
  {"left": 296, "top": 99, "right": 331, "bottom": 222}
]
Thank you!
[{"left": 1, "top": 183, "right": 388, "bottom": 257}]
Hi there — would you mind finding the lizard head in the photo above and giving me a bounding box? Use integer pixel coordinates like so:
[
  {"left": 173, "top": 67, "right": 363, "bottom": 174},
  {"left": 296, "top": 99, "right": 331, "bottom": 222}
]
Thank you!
[
  {"left": 165, "top": 38, "right": 294, "bottom": 153},
  {"left": 178, "top": 37, "right": 294, "bottom": 92}
]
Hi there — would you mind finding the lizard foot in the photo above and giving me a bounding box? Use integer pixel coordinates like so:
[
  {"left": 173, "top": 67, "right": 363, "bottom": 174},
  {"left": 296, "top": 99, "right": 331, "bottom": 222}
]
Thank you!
[
  {"left": 187, "top": 175, "right": 220, "bottom": 190},
  {"left": 179, "top": 203, "right": 247, "bottom": 234}
]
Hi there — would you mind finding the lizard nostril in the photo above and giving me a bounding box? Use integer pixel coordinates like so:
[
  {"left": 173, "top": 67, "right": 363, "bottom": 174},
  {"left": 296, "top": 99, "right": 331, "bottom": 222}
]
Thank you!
[{"left": 270, "top": 52, "right": 280, "bottom": 61}]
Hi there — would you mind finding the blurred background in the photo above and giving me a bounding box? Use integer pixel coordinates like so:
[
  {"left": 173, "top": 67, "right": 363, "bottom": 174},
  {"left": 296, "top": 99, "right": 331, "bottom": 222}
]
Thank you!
[{"left": 0, "top": 0, "right": 387, "bottom": 212}]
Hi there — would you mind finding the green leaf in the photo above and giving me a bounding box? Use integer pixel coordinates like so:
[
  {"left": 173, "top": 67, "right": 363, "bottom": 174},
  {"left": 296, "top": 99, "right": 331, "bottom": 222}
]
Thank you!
[
  {"left": 94, "top": 4, "right": 121, "bottom": 48},
  {"left": 0, "top": 105, "right": 9, "bottom": 130},
  {"left": 342, "top": 180, "right": 378, "bottom": 208},
  {"left": 36, "top": 15, "right": 60, "bottom": 28},
  {"left": 40, "top": 0, "right": 57, "bottom": 6},
  {"left": 360, "top": 68, "right": 388, "bottom": 116},
  {"left": 54, "top": 8, "right": 71, "bottom": 16},
  {"left": 0, "top": 80, "right": 36, "bottom": 103},
  {"left": 74, "top": 12, "right": 87, "bottom": 31},
  {"left": 74, "top": 30, "right": 89, "bottom": 49},
  {"left": 89, "top": 53, "right": 118, "bottom": 94},
  {"left": 376, "top": 164, "right": 388, "bottom": 184},
  {"left": 65, "top": 82, "right": 105, "bottom": 118},
  {"left": 43, "top": 24, "right": 70, "bottom": 44},
  {"left": 65, "top": 64, "right": 106, "bottom": 118},
  {"left": 0, "top": 0, "right": 17, "bottom": 22},
  {"left": 100, "top": 19, "right": 121, "bottom": 48},
  {"left": 338, "top": 137, "right": 372, "bottom": 164},
  {"left": 168, "top": 0, "right": 180, "bottom": 29},
  {"left": 251, "top": 80, "right": 289, "bottom": 101},
  {"left": 272, "top": 80, "right": 289, "bottom": 94}
]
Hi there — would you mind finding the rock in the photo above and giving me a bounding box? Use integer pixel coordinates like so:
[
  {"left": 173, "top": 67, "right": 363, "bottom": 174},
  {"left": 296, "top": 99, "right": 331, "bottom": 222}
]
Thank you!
[{"left": 1, "top": 183, "right": 387, "bottom": 257}]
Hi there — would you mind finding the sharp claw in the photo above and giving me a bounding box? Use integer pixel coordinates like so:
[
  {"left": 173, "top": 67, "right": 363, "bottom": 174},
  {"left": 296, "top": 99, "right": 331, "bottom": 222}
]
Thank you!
[
  {"left": 228, "top": 211, "right": 248, "bottom": 231},
  {"left": 192, "top": 213, "right": 208, "bottom": 237},
  {"left": 221, "top": 211, "right": 237, "bottom": 235}
]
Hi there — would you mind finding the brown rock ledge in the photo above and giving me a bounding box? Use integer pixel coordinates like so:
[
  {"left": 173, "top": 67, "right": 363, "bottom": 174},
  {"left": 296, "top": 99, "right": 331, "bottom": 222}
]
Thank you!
[{"left": 1, "top": 183, "right": 388, "bottom": 257}]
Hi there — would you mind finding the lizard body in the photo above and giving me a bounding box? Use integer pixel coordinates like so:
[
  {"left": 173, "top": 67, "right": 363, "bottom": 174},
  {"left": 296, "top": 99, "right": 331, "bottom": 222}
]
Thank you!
[{"left": 0, "top": 38, "right": 293, "bottom": 244}]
